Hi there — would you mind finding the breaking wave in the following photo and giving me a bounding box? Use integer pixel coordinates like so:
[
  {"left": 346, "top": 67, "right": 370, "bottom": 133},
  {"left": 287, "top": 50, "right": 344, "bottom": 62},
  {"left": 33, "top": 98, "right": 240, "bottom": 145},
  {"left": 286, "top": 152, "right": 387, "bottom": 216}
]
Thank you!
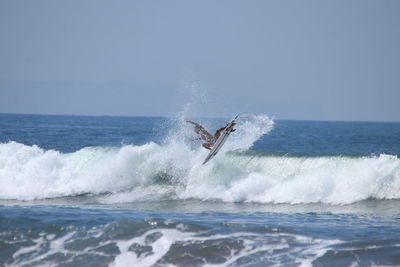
[{"left": 1, "top": 114, "right": 399, "bottom": 204}]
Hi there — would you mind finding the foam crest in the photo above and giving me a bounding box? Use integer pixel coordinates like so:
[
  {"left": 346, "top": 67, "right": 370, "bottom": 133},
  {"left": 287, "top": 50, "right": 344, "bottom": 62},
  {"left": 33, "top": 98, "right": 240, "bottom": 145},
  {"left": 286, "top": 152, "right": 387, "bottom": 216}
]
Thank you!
[
  {"left": 226, "top": 114, "right": 274, "bottom": 151},
  {"left": 0, "top": 141, "right": 192, "bottom": 200},
  {"left": 2, "top": 114, "right": 400, "bottom": 204},
  {"left": 181, "top": 154, "right": 400, "bottom": 204}
]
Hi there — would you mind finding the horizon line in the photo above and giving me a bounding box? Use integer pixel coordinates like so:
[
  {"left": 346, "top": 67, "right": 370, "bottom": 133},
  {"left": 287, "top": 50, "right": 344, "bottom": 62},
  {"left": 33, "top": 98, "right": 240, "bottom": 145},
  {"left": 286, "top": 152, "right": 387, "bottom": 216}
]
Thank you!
[{"left": 0, "top": 112, "right": 399, "bottom": 124}]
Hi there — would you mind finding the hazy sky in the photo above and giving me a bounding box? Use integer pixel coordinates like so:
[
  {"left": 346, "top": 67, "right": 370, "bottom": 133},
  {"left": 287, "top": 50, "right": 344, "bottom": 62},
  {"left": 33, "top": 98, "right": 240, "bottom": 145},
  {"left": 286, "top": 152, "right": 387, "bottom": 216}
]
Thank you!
[{"left": 0, "top": 0, "right": 399, "bottom": 121}]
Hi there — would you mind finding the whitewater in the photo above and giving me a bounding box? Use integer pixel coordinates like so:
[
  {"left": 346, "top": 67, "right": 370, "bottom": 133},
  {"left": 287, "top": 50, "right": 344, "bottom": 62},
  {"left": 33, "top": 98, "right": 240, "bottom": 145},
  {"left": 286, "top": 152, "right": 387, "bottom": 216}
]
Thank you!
[
  {"left": 1, "top": 113, "right": 400, "bottom": 266},
  {"left": 1, "top": 114, "right": 399, "bottom": 204}
]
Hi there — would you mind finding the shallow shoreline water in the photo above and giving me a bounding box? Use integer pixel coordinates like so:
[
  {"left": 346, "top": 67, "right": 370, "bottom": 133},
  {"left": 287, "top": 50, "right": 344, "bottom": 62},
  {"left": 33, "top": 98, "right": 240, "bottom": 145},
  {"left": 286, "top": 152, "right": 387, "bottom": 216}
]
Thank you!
[{"left": 2, "top": 202, "right": 400, "bottom": 266}]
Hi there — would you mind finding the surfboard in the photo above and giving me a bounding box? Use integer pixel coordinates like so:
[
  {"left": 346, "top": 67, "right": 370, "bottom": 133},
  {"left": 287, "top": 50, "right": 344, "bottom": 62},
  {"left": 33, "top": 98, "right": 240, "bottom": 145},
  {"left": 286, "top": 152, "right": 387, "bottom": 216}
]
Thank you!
[{"left": 202, "top": 115, "right": 238, "bottom": 165}]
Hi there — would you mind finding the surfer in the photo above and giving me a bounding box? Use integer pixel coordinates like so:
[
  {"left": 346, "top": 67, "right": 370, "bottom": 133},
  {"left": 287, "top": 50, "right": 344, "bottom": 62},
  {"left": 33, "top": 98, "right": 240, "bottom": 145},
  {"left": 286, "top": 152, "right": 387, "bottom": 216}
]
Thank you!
[{"left": 185, "top": 120, "right": 235, "bottom": 150}]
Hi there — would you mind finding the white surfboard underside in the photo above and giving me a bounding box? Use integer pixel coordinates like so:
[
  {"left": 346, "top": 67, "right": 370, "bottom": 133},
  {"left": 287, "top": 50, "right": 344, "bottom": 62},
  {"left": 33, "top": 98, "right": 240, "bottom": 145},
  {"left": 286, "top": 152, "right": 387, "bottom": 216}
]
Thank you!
[{"left": 202, "top": 119, "right": 236, "bottom": 165}]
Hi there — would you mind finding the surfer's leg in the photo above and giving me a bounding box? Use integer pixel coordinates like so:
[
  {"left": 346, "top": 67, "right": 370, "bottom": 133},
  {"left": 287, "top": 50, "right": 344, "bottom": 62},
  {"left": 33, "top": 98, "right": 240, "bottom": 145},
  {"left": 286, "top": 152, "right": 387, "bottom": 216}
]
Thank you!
[{"left": 202, "top": 143, "right": 212, "bottom": 150}]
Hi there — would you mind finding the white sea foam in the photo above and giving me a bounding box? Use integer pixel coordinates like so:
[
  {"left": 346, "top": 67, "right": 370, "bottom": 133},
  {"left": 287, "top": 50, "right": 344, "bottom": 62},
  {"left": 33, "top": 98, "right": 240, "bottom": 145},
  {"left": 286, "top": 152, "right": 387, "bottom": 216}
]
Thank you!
[
  {"left": 113, "top": 228, "right": 191, "bottom": 267},
  {"left": 1, "top": 114, "right": 400, "bottom": 204},
  {"left": 181, "top": 153, "right": 400, "bottom": 204},
  {"left": 8, "top": 223, "right": 343, "bottom": 267}
]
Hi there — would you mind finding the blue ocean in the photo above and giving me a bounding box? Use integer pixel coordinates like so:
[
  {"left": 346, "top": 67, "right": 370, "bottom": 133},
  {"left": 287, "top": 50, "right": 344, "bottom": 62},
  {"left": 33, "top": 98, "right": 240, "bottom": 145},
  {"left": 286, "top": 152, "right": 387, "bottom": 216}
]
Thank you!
[{"left": 1, "top": 113, "right": 400, "bottom": 266}]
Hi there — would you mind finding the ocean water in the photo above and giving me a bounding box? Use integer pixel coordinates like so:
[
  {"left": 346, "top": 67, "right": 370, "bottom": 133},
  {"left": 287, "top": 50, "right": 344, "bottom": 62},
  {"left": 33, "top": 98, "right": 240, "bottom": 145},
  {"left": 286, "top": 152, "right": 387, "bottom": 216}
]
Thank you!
[{"left": 1, "top": 113, "right": 400, "bottom": 266}]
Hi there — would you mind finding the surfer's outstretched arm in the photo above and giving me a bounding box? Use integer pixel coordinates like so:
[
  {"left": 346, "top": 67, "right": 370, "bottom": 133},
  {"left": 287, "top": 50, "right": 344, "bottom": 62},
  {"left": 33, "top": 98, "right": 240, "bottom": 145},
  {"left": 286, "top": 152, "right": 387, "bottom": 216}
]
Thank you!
[
  {"left": 184, "top": 120, "right": 203, "bottom": 128},
  {"left": 184, "top": 120, "right": 213, "bottom": 140},
  {"left": 215, "top": 125, "right": 227, "bottom": 134}
]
